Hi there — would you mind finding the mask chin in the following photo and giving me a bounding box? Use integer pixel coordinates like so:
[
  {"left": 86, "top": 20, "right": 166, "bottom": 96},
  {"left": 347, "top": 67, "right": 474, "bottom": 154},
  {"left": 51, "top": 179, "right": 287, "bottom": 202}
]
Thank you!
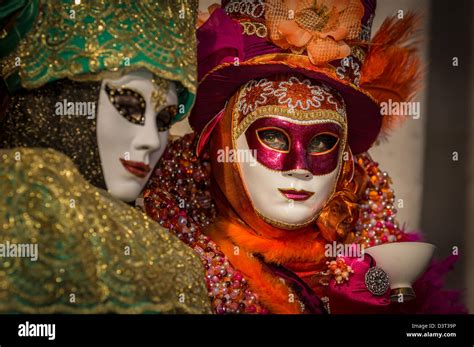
[
  {"left": 108, "top": 181, "right": 149, "bottom": 203},
  {"left": 235, "top": 127, "right": 341, "bottom": 230},
  {"left": 105, "top": 130, "right": 169, "bottom": 202}
]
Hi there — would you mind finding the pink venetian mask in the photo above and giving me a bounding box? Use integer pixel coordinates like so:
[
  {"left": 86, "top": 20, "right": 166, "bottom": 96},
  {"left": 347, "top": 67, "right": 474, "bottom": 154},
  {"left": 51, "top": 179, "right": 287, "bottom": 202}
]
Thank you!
[
  {"left": 232, "top": 74, "right": 349, "bottom": 228},
  {"left": 245, "top": 117, "right": 342, "bottom": 175}
]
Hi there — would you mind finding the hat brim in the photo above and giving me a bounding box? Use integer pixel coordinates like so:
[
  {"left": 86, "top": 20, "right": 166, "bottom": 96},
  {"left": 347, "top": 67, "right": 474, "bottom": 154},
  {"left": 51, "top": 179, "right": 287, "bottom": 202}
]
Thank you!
[{"left": 191, "top": 53, "right": 381, "bottom": 155}]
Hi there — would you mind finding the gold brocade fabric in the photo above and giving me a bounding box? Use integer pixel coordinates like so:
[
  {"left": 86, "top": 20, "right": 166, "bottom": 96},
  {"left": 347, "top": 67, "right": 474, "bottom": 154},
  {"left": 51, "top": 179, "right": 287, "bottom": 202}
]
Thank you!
[
  {"left": 0, "top": 148, "right": 211, "bottom": 314},
  {"left": 1, "top": 0, "right": 198, "bottom": 94}
]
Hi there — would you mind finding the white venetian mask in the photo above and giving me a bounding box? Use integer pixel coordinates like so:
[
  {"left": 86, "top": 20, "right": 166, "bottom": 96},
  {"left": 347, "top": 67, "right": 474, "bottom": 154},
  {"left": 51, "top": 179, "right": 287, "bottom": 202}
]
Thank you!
[
  {"left": 236, "top": 115, "right": 345, "bottom": 229},
  {"left": 232, "top": 76, "right": 347, "bottom": 229},
  {"left": 96, "top": 69, "right": 177, "bottom": 202}
]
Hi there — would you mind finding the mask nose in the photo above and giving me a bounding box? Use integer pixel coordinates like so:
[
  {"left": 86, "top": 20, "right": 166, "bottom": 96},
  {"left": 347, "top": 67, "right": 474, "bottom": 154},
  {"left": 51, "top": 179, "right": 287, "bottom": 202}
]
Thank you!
[
  {"left": 132, "top": 127, "right": 162, "bottom": 153},
  {"left": 134, "top": 141, "right": 160, "bottom": 151},
  {"left": 283, "top": 169, "right": 313, "bottom": 181},
  {"left": 285, "top": 141, "right": 312, "bottom": 178}
]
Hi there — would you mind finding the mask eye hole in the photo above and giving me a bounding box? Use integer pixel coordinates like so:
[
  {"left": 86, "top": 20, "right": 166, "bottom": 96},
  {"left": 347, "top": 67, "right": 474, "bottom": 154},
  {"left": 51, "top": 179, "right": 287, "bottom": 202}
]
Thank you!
[
  {"left": 308, "top": 133, "right": 339, "bottom": 155},
  {"left": 256, "top": 127, "right": 290, "bottom": 152},
  {"left": 105, "top": 84, "right": 146, "bottom": 125},
  {"left": 156, "top": 105, "right": 176, "bottom": 132}
]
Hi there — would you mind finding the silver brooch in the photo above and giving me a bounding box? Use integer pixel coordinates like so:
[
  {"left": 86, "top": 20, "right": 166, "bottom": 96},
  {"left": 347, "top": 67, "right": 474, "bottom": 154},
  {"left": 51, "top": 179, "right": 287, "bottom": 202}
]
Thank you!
[{"left": 364, "top": 267, "right": 390, "bottom": 296}]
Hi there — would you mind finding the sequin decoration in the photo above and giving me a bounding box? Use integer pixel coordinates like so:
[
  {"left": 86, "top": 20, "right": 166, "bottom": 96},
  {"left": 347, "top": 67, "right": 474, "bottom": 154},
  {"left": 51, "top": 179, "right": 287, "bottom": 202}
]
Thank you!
[
  {"left": 224, "top": 0, "right": 265, "bottom": 18},
  {"left": 336, "top": 56, "right": 361, "bottom": 86},
  {"left": 152, "top": 78, "right": 171, "bottom": 112},
  {"left": 144, "top": 134, "right": 268, "bottom": 314},
  {"left": 238, "top": 78, "right": 274, "bottom": 116},
  {"left": 0, "top": 79, "right": 106, "bottom": 189},
  {"left": 156, "top": 105, "right": 177, "bottom": 132},
  {"left": 241, "top": 21, "right": 268, "bottom": 38},
  {"left": 0, "top": 148, "right": 211, "bottom": 314},
  {"left": 105, "top": 84, "right": 146, "bottom": 126},
  {"left": 364, "top": 266, "right": 390, "bottom": 296},
  {"left": 353, "top": 153, "right": 405, "bottom": 246}
]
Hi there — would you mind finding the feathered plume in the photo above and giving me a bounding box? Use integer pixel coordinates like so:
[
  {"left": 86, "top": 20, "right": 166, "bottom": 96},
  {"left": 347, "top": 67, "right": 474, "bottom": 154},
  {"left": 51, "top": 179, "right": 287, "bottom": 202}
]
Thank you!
[{"left": 360, "top": 12, "right": 423, "bottom": 141}]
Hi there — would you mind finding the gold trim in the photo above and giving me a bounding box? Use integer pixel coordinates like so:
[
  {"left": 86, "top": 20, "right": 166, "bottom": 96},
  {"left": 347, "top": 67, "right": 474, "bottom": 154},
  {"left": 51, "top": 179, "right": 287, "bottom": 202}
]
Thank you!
[
  {"left": 308, "top": 132, "right": 340, "bottom": 156},
  {"left": 240, "top": 21, "right": 268, "bottom": 38},
  {"left": 256, "top": 208, "right": 320, "bottom": 230},
  {"left": 390, "top": 287, "right": 416, "bottom": 302},
  {"left": 234, "top": 105, "right": 346, "bottom": 140},
  {"left": 255, "top": 126, "right": 291, "bottom": 153},
  {"left": 2, "top": 1, "right": 198, "bottom": 97},
  {"left": 27, "top": 64, "right": 196, "bottom": 95}
]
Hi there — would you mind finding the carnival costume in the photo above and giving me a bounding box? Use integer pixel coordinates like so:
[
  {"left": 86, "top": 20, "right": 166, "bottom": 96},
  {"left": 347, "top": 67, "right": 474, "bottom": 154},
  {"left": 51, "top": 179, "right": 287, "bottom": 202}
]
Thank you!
[
  {"left": 144, "top": 0, "right": 466, "bottom": 314},
  {"left": 0, "top": 0, "right": 211, "bottom": 313}
]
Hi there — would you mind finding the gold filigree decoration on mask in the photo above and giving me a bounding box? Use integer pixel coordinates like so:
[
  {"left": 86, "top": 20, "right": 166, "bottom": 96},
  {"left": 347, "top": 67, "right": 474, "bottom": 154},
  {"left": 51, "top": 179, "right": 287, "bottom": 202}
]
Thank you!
[
  {"left": 233, "top": 105, "right": 346, "bottom": 141},
  {"left": 151, "top": 78, "right": 171, "bottom": 112}
]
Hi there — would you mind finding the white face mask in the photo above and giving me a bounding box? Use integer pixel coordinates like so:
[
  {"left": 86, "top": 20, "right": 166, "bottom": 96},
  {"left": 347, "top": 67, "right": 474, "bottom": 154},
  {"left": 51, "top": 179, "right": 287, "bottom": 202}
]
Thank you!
[
  {"left": 96, "top": 69, "right": 177, "bottom": 202},
  {"left": 236, "top": 116, "right": 343, "bottom": 229}
]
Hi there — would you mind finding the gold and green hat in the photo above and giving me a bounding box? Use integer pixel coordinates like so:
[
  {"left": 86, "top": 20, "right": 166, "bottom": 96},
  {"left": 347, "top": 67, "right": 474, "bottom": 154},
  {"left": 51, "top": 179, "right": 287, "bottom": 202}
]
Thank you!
[{"left": 0, "top": 0, "right": 198, "bottom": 121}]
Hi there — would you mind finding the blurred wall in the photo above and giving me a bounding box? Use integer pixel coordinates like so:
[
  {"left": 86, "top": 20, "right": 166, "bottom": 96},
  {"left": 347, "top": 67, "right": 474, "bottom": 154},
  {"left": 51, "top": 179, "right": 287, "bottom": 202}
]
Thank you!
[
  {"left": 369, "top": 0, "right": 428, "bottom": 233},
  {"left": 420, "top": 0, "right": 470, "bottom": 308},
  {"left": 468, "top": 0, "right": 474, "bottom": 310}
]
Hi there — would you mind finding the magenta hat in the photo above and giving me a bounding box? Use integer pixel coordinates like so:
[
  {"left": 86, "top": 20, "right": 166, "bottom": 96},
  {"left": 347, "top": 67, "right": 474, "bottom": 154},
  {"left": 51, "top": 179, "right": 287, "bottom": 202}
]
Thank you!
[{"left": 190, "top": 0, "right": 420, "bottom": 155}]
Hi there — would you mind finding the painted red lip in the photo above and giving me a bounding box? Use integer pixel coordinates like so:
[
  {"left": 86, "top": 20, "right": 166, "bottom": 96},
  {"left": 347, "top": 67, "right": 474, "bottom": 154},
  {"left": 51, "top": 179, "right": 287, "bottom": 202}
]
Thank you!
[
  {"left": 278, "top": 188, "right": 315, "bottom": 201},
  {"left": 120, "top": 158, "right": 151, "bottom": 178}
]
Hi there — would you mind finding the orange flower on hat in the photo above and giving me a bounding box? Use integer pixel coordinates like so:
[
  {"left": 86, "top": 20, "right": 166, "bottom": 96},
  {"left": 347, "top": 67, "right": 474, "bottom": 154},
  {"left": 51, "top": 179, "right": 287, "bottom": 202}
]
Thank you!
[{"left": 265, "top": 0, "right": 365, "bottom": 65}]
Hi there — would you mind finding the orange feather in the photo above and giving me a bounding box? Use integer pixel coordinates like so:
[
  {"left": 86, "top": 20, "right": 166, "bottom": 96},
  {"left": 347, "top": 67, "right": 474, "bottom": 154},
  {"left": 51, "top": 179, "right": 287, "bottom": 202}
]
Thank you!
[{"left": 360, "top": 12, "right": 423, "bottom": 141}]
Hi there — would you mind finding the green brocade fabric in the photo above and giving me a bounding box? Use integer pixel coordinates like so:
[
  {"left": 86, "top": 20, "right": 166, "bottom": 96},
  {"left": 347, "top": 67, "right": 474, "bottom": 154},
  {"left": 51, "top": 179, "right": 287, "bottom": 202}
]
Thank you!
[
  {"left": 0, "top": 0, "right": 198, "bottom": 121},
  {"left": 0, "top": 148, "right": 212, "bottom": 314}
]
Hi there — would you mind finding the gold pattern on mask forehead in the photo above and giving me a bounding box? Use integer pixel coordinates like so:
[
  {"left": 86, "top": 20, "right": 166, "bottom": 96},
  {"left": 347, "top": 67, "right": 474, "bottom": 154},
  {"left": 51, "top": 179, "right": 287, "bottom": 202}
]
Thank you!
[
  {"left": 233, "top": 105, "right": 347, "bottom": 140},
  {"left": 151, "top": 78, "right": 171, "bottom": 112},
  {"left": 0, "top": 148, "right": 211, "bottom": 314},
  {"left": 232, "top": 78, "right": 347, "bottom": 140}
]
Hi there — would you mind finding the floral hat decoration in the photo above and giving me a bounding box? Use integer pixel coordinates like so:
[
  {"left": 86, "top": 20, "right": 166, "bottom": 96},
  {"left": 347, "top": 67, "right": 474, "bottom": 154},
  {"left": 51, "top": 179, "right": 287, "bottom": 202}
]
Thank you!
[{"left": 191, "top": 0, "right": 421, "bottom": 155}]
